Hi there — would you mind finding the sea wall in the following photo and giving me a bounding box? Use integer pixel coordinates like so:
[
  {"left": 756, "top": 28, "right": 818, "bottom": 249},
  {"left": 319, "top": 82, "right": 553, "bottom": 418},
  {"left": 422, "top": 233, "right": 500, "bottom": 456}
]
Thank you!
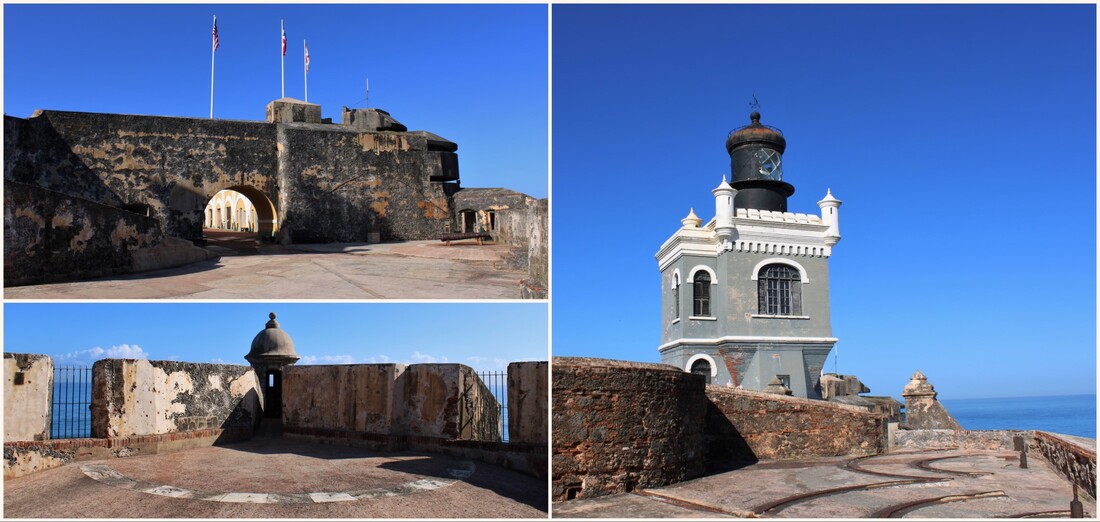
[
  {"left": 552, "top": 357, "right": 707, "bottom": 501},
  {"left": 90, "top": 359, "right": 261, "bottom": 438},
  {"left": 3, "top": 353, "right": 53, "bottom": 442},
  {"left": 1034, "top": 430, "right": 1096, "bottom": 500},
  {"left": 705, "top": 386, "right": 887, "bottom": 463}
]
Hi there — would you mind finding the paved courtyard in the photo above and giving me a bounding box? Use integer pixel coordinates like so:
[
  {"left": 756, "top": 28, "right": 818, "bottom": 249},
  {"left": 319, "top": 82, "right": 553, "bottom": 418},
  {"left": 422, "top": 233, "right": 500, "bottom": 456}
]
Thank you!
[
  {"left": 4, "top": 438, "right": 546, "bottom": 518},
  {"left": 4, "top": 236, "right": 530, "bottom": 299},
  {"left": 553, "top": 448, "right": 1094, "bottom": 518}
]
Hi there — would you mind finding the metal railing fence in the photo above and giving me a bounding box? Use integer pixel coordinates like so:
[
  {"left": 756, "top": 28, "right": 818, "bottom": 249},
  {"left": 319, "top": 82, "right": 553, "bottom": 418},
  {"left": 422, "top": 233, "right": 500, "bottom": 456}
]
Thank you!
[
  {"left": 51, "top": 365, "right": 93, "bottom": 439},
  {"left": 477, "top": 370, "right": 508, "bottom": 442}
]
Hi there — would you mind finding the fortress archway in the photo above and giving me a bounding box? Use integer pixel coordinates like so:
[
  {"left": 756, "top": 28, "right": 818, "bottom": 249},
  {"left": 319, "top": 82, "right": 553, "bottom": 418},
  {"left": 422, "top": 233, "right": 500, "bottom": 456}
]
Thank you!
[{"left": 203, "top": 186, "right": 279, "bottom": 239}]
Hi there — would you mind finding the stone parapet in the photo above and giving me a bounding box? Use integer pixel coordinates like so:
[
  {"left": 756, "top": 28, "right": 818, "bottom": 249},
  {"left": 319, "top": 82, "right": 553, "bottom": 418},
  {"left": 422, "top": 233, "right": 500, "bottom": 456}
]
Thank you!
[
  {"left": 704, "top": 386, "right": 887, "bottom": 463},
  {"left": 3, "top": 353, "right": 53, "bottom": 442},
  {"left": 91, "top": 359, "right": 261, "bottom": 438},
  {"left": 552, "top": 357, "right": 707, "bottom": 501},
  {"left": 507, "top": 361, "right": 547, "bottom": 444}
]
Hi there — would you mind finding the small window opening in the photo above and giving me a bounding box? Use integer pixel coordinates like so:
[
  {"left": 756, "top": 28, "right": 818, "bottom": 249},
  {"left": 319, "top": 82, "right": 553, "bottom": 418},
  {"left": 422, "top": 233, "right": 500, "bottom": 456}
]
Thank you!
[
  {"left": 566, "top": 486, "right": 581, "bottom": 500},
  {"left": 691, "top": 359, "right": 712, "bottom": 385},
  {"left": 624, "top": 480, "right": 638, "bottom": 493},
  {"left": 488, "top": 211, "right": 497, "bottom": 231},
  {"left": 268, "top": 373, "right": 275, "bottom": 387},
  {"left": 13, "top": 372, "right": 25, "bottom": 385}
]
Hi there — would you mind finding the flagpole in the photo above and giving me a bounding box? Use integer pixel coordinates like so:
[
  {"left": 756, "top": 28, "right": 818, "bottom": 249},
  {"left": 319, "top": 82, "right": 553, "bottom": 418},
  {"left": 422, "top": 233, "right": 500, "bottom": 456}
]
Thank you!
[
  {"left": 210, "top": 15, "right": 216, "bottom": 119},
  {"left": 280, "top": 20, "right": 285, "bottom": 99},
  {"left": 303, "top": 40, "right": 308, "bottom": 103}
]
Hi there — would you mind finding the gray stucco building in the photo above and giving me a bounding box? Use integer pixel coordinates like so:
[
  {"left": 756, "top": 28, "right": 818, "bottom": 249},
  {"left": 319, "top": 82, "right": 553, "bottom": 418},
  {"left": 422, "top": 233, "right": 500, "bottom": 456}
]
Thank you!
[{"left": 655, "top": 110, "right": 842, "bottom": 398}]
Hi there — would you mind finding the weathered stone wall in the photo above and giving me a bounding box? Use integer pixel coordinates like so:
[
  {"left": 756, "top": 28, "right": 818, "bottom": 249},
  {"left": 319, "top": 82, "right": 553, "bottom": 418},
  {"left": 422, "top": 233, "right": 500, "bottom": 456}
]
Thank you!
[
  {"left": 282, "top": 363, "right": 501, "bottom": 441},
  {"left": 508, "top": 361, "right": 547, "bottom": 444},
  {"left": 704, "top": 386, "right": 887, "bottom": 463},
  {"left": 4, "top": 180, "right": 214, "bottom": 286},
  {"left": 90, "top": 359, "right": 261, "bottom": 438},
  {"left": 3, "top": 353, "right": 53, "bottom": 442},
  {"left": 891, "top": 428, "right": 1024, "bottom": 451},
  {"left": 552, "top": 357, "right": 707, "bottom": 501},
  {"left": 394, "top": 364, "right": 500, "bottom": 440},
  {"left": 4, "top": 107, "right": 461, "bottom": 252},
  {"left": 276, "top": 124, "right": 457, "bottom": 242},
  {"left": 5, "top": 111, "right": 281, "bottom": 243},
  {"left": 452, "top": 189, "right": 548, "bottom": 298},
  {"left": 1034, "top": 431, "right": 1096, "bottom": 500},
  {"left": 282, "top": 364, "right": 400, "bottom": 434}
]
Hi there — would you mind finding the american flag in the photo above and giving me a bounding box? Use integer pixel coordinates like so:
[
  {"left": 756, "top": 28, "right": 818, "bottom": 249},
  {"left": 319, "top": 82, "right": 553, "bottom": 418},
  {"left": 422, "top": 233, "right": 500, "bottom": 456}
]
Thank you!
[
  {"left": 304, "top": 41, "right": 310, "bottom": 73},
  {"left": 212, "top": 17, "right": 219, "bottom": 52},
  {"left": 281, "top": 22, "right": 287, "bottom": 56}
]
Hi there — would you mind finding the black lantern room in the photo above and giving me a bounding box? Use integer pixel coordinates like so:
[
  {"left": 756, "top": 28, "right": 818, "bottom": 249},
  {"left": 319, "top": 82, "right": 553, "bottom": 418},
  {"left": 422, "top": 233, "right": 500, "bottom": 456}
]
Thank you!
[{"left": 725, "top": 111, "right": 795, "bottom": 212}]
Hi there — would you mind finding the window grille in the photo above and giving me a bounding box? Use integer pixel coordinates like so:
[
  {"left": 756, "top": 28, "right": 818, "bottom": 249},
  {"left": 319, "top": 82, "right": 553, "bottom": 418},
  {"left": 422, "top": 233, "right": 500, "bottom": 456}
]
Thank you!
[
  {"left": 693, "top": 272, "right": 711, "bottom": 316},
  {"left": 757, "top": 264, "right": 801, "bottom": 315},
  {"left": 673, "top": 274, "right": 681, "bottom": 319}
]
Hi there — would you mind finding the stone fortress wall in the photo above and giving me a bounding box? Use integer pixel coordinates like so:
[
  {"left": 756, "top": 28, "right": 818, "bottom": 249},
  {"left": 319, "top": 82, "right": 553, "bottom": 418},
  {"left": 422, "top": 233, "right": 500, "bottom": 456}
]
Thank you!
[
  {"left": 3, "top": 355, "right": 548, "bottom": 479},
  {"left": 4, "top": 99, "right": 546, "bottom": 288},
  {"left": 552, "top": 357, "right": 1096, "bottom": 503}
]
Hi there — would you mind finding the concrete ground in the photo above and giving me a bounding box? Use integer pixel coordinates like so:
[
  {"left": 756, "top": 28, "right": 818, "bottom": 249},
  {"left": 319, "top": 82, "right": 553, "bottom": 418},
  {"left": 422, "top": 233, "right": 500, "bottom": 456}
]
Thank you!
[
  {"left": 5, "top": 232, "right": 530, "bottom": 299},
  {"left": 3, "top": 438, "right": 547, "bottom": 518},
  {"left": 553, "top": 448, "right": 1095, "bottom": 518}
]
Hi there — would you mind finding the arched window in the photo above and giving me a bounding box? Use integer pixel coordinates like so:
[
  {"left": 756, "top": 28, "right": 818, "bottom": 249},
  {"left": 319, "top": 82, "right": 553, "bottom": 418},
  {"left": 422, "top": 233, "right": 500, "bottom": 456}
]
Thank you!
[
  {"left": 673, "top": 273, "right": 681, "bottom": 319},
  {"left": 693, "top": 272, "right": 711, "bottom": 317},
  {"left": 758, "top": 264, "right": 802, "bottom": 315},
  {"left": 690, "top": 359, "right": 712, "bottom": 385}
]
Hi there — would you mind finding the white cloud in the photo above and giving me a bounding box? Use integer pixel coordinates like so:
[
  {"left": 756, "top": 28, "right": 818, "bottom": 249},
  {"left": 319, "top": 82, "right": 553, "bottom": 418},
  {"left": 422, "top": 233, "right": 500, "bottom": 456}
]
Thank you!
[
  {"left": 467, "top": 356, "right": 508, "bottom": 371},
  {"left": 364, "top": 355, "right": 392, "bottom": 364},
  {"left": 299, "top": 354, "right": 356, "bottom": 365},
  {"left": 55, "top": 344, "right": 148, "bottom": 363},
  {"left": 411, "top": 351, "right": 449, "bottom": 364},
  {"left": 210, "top": 357, "right": 227, "bottom": 364}
]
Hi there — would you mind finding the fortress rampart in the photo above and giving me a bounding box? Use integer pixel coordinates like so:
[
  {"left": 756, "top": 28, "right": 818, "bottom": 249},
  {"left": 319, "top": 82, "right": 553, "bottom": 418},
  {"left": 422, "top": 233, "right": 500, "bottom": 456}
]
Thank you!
[{"left": 4, "top": 355, "right": 547, "bottom": 479}]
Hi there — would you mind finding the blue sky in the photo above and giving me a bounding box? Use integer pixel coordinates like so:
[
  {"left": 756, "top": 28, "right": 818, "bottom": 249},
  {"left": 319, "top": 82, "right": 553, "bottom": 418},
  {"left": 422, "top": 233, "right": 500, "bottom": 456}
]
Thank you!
[
  {"left": 3, "top": 303, "right": 548, "bottom": 372},
  {"left": 552, "top": 5, "right": 1096, "bottom": 400},
  {"left": 3, "top": 4, "right": 547, "bottom": 198}
]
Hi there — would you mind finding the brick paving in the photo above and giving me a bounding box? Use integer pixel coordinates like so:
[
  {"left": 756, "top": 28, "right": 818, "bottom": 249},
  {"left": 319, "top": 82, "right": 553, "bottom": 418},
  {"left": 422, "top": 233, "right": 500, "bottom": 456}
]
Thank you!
[
  {"left": 4, "top": 239, "right": 528, "bottom": 300},
  {"left": 4, "top": 438, "right": 547, "bottom": 518},
  {"left": 552, "top": 448, "right": 1095, "bottom": 518}
]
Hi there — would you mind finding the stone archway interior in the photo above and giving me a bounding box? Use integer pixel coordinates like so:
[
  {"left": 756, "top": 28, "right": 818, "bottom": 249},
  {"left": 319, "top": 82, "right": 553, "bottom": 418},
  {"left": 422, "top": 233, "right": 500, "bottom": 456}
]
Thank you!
[{"left": 204, "top": 186, "right": 278, "bottom": 238}]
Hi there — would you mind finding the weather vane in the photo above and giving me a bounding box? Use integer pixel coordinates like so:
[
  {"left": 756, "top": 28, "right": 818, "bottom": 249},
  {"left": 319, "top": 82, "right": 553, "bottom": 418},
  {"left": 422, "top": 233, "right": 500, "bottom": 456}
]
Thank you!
[{"left": 750, "top": 94, "right": 761, "bottom": 111}]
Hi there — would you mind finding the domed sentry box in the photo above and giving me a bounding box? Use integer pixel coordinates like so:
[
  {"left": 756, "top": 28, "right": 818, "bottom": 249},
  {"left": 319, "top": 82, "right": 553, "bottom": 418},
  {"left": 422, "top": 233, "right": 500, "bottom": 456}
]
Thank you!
[
  {"left": 245, "top": 312, "right": 300, "bottom": 419},
  {"left": 725, "top": 110, "right": 795, "bottom": 212}
]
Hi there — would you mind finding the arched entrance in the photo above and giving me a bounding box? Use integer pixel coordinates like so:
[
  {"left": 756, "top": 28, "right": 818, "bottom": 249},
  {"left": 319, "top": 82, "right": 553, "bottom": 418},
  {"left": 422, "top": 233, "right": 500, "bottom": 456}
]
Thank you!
[{"left": 203, "top": 186, "right": 279, "bottom": 239}]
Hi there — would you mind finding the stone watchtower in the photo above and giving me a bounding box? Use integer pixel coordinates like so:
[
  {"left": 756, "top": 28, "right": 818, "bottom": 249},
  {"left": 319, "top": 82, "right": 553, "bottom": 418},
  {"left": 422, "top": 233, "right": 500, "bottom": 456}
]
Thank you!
[
  {"left": 655, "top": 110, "right": 842, "bottom": 398},
  {"left": 245, "top": 313, "right": 299, "bottom": 418}
]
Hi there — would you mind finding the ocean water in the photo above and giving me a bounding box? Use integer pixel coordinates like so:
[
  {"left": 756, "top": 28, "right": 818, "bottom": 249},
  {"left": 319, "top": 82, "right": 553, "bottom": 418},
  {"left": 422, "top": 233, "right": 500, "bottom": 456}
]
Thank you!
[{"left": 940, "top": 394, "right": 1096, "bottom": 439}]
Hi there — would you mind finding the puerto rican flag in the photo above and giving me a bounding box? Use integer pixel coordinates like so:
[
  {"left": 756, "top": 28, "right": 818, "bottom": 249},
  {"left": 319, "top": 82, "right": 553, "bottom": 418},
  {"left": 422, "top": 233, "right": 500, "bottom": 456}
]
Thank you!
[
  {"left": 281, "top": 21, "right": 287, "bottom": 56},
  {"left": 304, "top": 41, "right": 310, "bottom": 73}
]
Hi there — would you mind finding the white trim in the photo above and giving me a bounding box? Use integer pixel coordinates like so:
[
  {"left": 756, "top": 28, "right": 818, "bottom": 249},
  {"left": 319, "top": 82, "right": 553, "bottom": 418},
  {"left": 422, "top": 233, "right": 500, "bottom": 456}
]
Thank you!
[
  {"left": 750, "top": 258, "right": 809, "bottom": 283},
  {"left": 671, "top": 268, "right": 681, "bottom": 289},
  {"left": 685, "top": 354, "right": 718, "bottom": 378},
  {"left": 688, "top": 316, "right": 717, "bottom": 321},
  {"left": 671, "top": 318, "right": 680, "bottom": 325},
  {"left": 658, "top": 335, "right": 839, "bottom": 352},
  {"left": 687, "top": 265, "right": 718, "bottom": 284}
]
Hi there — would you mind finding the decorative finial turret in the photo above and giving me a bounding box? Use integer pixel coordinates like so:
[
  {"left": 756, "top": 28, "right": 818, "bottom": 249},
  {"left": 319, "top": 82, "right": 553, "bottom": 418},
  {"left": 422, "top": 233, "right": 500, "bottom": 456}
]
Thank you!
[
  {"left": 681, "top": 208, "right": 702, "bottom": 229},
  {"left": 266, "top": 312, "right": 279, "bottom": 328}
]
